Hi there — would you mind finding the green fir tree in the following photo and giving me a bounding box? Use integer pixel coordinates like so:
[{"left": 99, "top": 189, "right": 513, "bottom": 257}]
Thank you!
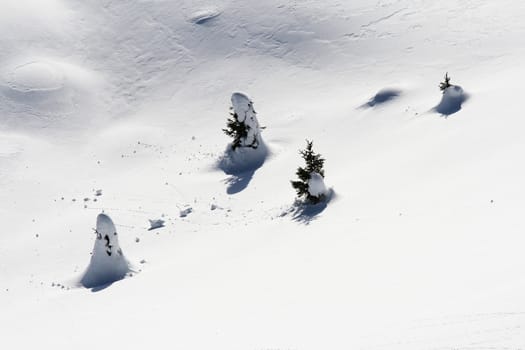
[
  {"left": 223, "top": 107, "right": 249, "bottom": 150},
  {"left": 291, "top": 140, "right": 325, "bottom": 204},
  {"left": 439, "top": 72, "right": 452, "bottom": 92}
]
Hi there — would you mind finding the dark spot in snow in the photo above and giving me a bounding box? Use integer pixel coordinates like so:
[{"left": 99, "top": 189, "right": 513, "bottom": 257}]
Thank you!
[{"left": 104, "top": 234, "right": 112, "bottom": 256}]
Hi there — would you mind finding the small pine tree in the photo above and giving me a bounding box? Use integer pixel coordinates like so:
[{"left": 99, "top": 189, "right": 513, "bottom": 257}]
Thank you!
[
  {"left": 291, "top": 140, "right": 326, "bottom": 204},
  {"left": 222, "top": 93, "right": 261, "bottom": 150},
  {"left": 439, "top": 72, "right": 452, "bottom": 92},
  {"left": 223, "top": 106, "right": 249, "bottom": 150}
]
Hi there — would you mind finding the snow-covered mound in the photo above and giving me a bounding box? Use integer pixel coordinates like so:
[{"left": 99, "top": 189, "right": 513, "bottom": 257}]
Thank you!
[
  {"left": 218, "top": 141, "right": 268, "bottom": 175},
  {"left": 6, "top": 61, "right": 64, "bottom": 92},
  {"left": 434, "top": 85, "right": 468, "bottom": 116},
  {"left": 189, "top": 8, "right": 222, "bottom": 24},
  {"left": 0, "top": 58, "right": 104, "bottom": 131},
  {"left": 80, "top": 214, "right": 130, "bottom": 289}
]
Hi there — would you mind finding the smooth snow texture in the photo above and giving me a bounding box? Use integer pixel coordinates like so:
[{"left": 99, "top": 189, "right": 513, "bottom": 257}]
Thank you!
[
  {"left": 6, "top": 61, "right": 64, "bottom": 92},
  {"left": 80, "top": 214, "right": 130, "bottom": 289}
]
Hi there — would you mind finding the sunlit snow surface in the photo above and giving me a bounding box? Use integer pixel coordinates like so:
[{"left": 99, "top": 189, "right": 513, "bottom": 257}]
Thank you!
[{"left": 2, "top": 0, "right": 525, "bottom": 349}]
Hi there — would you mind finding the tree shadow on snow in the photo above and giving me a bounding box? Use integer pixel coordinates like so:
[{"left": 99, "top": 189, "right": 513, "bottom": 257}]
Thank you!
[
  {"left": 433, "top": 85, "right": 468, "bottom": 117},
  {"left": 80, "top": 273, "right": 128, "bottom": 293},
  {"left": 360, "top": 88, "right": 402, "bottom": 108},
  {"left": 89, "top": 281, "right": 117, "bottom": 293},
  {"left": 217, "top": 143, "right": 269, "bottom": 194},
  {"left": 224, "top": 170, "right": 255, "bottom": 195},
  {"left": 283, "top": 189, "right": 335, "bottom": 225}
]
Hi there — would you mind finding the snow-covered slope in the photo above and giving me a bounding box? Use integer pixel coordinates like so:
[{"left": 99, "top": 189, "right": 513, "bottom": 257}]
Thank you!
[{"left": 2, "top": 0, "right": 525, "bottom": 348}]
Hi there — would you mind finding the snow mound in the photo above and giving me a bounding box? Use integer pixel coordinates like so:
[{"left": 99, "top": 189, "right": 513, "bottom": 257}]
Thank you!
[
  {"left": 189, "top": 8, "right": 221, "bottom": 24},
  {"left": 5, "top": 61, "right": 64, "bottom": 92},
  {"left": 218, "top": 141, "right": 268, "bottom": 175},
  {"left": 308, "top": 172, "right": 328, "bottom": 197},
  {"left": 434, "top": 85, "right": 468, "bottom": 116},
  {"left": 80, "top": 214, "right": 130, "bottom": 289},
  {"left": 0, "top": 59, "right": 105, "bottom": 130}
]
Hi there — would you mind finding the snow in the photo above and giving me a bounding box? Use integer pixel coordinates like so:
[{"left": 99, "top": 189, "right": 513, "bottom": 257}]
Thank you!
[
  {"left": 434, "top": 85, "right": 468, "bottom": 116},
  {"left": 2, "top": 0, "right": 525, "bottom": 349},
  {"left": 307, "top": 172, "right": 328, "bottom": 198},
  {"left": 148, "top": 218, "right": 165, "bottom": 230},
  {"left": 218, "top": 92, "right": 269, "bottom": 184},
  {"left": 189, "top": 8, "right": 222, "bottom": 25},
  {"left": 230, "top": 92, "right": 262, "bottom": 149},
  {"left": 79, "top": 214, "right": 130, "bottom": 289}
]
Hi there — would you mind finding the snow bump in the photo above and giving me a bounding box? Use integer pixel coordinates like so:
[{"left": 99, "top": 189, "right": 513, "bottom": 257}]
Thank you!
[
  {"left": 189, "top": 8, "right": 221, "bottom": 24},
  {"left": 5, "top": 61, "right": 64, "bottom": 93}
]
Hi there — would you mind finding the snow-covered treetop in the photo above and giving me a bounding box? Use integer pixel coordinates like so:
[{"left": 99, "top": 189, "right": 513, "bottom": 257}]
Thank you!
[
  {"left": 308, "top": 172, "right": 328, "bottom": 198},
  {"left": 230, "top": 92, "right": 261, "bottom": 148}
]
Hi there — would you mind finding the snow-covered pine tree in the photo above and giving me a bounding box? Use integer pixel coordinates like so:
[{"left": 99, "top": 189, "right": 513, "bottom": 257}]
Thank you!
[
  {"left": 439, "top": 72, "right": 452, "bottom": 92},
  {"left": 223, "top": 92, "right": 262, "bottom": 150},
  {"left": 291, "top": 140, "right": 326, "bottom": 204}
]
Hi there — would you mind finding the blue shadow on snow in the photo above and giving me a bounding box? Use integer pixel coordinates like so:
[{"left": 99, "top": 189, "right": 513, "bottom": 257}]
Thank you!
[{"left": 361, "top": 88, "right": 402, "bottom": 108}]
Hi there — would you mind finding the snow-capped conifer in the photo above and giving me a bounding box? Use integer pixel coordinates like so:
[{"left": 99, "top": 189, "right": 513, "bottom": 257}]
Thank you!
[
  {"left": 223, "top": 92, "right": 262, "bottom": 150},
  {"left": 291, "top": 140, "right": 327, "bottom": 204}
]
